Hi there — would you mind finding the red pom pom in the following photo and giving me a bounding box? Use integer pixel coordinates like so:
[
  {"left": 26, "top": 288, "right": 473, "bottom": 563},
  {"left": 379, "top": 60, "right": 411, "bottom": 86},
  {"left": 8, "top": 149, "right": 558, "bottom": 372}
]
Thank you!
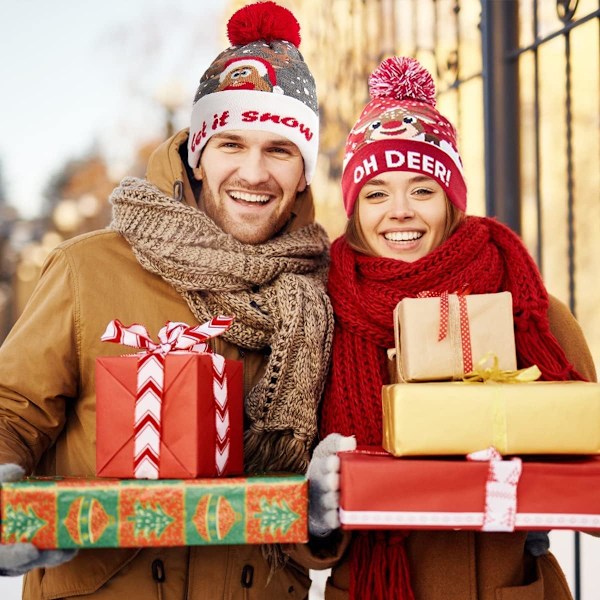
[
  {"left": 227, "top": 1, "right": 301, "bottom": 47},
  {"left": 368, "top": 57, "right": 436, "bottom": 106}
]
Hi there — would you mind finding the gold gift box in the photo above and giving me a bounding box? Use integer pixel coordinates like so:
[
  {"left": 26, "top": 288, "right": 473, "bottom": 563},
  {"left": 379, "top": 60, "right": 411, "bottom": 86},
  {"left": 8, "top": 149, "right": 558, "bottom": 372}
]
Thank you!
[{"left": 382, "top": 381, "right": 600, "bottom": 456}]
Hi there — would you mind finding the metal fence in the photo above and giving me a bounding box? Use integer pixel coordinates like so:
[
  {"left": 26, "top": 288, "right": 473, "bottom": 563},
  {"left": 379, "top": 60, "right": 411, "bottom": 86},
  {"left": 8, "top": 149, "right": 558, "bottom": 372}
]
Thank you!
[
  {"left": 401, "top": 1, "right": 600, "bottom": 597},
  {"left": 488, "top": 2, "right": 599, "bottom": 597}
]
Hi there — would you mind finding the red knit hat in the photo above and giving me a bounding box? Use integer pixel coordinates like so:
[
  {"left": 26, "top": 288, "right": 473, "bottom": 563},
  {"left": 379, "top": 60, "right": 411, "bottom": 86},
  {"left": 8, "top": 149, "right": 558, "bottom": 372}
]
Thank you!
[{"left": 341, "top": 57, "right": 467, "bottom": 216}]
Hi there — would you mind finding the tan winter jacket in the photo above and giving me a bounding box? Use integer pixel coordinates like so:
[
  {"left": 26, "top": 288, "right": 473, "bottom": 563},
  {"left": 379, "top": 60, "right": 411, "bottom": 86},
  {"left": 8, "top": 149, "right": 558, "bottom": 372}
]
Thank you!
[
  {"left": 0, "top": 129, "right": 319, "bottom": 600},
  {"left": 288, "top": 295, "right": 598, "bottom": 600}
]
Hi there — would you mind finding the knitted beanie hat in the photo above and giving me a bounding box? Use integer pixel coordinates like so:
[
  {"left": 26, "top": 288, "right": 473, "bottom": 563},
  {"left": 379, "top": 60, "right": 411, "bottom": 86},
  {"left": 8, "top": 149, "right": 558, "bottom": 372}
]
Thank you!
[
  {"left": 188, "top": 1, "right": 319, "bottom": 183},
  {"left": 341, "top": 56, "right": 467, "bottom": 216}
]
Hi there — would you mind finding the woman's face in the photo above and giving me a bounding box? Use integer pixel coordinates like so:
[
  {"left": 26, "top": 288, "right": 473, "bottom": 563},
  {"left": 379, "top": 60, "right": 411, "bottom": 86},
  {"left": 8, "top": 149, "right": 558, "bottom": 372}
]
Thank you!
[{"left": 357, "top": 171, "right": 447, "bottom": 262}]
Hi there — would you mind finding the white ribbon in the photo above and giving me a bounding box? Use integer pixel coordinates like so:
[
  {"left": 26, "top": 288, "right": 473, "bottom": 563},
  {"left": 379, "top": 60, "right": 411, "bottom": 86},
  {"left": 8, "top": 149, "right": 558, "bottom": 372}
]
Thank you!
[{"left": 467, "top": 447, "right": 523, "bottom": 532}]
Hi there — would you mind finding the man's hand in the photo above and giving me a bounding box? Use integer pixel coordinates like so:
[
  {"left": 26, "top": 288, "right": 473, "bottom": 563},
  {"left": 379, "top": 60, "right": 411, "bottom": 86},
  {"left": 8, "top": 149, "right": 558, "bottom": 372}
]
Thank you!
[
  {"left": 0, "top": 464, "right": 77, "bottom": 576},
  {"left": 307, "top": 433, "right": 356, "bottom": 537}
]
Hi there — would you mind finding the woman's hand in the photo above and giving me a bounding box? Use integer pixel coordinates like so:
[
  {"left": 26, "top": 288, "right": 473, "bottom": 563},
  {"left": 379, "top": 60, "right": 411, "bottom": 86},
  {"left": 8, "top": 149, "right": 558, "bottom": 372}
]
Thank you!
[{"left": 307, "top": 433, "right": 356, "bottom": 537}]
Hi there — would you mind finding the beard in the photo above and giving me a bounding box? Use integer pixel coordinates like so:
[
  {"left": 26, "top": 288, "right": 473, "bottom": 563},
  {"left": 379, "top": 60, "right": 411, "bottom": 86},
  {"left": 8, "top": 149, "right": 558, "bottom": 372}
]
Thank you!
[{"left": 199, "top": 179, "right": 295, "bottom": 244}]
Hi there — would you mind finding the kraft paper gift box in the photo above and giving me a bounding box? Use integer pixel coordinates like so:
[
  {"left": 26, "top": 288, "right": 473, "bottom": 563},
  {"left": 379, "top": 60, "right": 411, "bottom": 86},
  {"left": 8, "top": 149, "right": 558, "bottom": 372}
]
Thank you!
[
  {"left": 339, "top": 448, "right": 600, "bottom": 532},
  {"left": 0, "top": 475, "right": 308, "bottom": 549},
  {"left": 96, "top": 353, "right": 243, "bottom": 478},
  {"left": 393, "top": 291, "right": 517, "bottom": 382},
  {"left": 382, "top": 380, "right": 600, "bottom": 456}
]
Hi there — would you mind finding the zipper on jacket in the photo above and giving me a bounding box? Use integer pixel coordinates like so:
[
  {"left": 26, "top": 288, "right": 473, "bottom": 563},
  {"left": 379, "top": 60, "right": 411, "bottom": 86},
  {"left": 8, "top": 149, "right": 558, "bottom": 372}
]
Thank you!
[{"left": 152, "top": 558, "right": 166, "bottom": 600}]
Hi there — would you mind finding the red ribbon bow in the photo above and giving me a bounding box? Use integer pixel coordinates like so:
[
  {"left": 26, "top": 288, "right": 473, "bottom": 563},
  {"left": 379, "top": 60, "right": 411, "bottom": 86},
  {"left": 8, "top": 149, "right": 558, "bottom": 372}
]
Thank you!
[{"left": 416, "top": 286, "right": 473, "bottom": 374}]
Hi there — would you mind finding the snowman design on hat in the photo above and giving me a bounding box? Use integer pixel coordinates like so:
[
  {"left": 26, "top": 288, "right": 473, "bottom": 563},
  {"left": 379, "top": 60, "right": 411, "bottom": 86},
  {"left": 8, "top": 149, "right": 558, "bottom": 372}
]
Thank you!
[{"left": 216, "top": 56, "right": 284, "bottom": 93}]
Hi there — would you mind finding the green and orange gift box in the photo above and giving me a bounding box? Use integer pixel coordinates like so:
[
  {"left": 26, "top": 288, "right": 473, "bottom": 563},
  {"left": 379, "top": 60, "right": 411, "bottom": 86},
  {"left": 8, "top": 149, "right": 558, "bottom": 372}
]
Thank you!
[{"left": 0, "top": 475, "right": 308, "bottom": 549}]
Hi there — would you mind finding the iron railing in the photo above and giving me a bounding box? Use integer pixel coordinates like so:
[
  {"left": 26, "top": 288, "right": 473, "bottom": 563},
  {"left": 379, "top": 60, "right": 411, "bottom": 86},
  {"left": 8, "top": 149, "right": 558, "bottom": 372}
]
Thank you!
[{"left": 496, "top": 2, "right": 599, "bottom": 598}]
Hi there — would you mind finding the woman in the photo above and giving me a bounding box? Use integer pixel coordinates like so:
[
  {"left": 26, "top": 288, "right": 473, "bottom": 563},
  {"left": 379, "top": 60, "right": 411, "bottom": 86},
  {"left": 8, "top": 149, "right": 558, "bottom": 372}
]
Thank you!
[{"left": 306, "top": 57, "right": 597, "bottom": 600}]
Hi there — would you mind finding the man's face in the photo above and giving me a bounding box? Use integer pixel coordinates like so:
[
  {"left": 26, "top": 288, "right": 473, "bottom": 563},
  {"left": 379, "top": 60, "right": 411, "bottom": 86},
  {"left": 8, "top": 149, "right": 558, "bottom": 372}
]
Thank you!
[{"left": 193, "top": 130, "right": 306, "bottom": 244}]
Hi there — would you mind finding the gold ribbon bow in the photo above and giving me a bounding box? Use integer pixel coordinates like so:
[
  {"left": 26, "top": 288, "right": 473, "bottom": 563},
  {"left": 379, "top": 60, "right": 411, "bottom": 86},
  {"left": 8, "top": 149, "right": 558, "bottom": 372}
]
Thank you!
[
  {"left": 462, "top": 354, "right": 541, "bottom": 452},
  {"left": 463, "top": 353, "right": 541, "bottom": 384}
]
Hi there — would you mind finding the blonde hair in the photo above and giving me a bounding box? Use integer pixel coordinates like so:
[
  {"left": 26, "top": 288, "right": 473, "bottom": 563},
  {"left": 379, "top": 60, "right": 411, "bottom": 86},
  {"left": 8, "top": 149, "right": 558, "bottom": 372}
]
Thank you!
[{"left": 345, "top": 196, "right": 465, "bottom": 257}]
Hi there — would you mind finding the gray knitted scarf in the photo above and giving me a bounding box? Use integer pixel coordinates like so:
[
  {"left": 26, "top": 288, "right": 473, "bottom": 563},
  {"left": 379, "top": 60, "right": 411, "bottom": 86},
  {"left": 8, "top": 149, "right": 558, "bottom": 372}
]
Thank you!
[{"left": 110, "top": 177, "right": 334, "bottom": 475}]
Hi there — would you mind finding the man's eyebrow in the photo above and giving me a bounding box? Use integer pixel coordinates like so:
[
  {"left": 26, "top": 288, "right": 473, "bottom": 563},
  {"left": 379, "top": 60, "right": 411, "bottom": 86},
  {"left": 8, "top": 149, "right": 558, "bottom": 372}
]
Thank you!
[
  {"left": 211, "top": 133, "right": 244, "bottom": 141},
  {"left": 268, "top": 139, "right": 296, "bottom": 147},
  {"left": 210, "top": 133, "right": 298, "bottom": 148}
]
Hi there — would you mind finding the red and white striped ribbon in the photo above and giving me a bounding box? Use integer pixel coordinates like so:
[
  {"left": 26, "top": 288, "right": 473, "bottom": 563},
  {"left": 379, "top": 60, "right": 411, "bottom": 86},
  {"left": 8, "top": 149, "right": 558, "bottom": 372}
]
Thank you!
[
  {"left": 101, "top": 316, "right": 234, "bottom": 479},
  {"left": 417, "top": 287, "right": 473, "bottom": 374},
  {"left": 467, "top": 447, "right": 523, "bottom": 532}
]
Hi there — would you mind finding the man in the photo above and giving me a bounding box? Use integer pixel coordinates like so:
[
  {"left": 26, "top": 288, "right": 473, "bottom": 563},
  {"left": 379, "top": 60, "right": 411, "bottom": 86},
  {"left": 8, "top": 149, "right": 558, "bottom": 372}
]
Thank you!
[{"left": 0, "top": 3, "right": 333, "bottom": 598}]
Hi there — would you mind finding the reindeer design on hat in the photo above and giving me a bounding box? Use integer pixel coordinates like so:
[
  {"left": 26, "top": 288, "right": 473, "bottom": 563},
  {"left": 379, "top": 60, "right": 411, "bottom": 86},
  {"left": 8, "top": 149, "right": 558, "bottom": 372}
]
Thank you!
[
  {"left": 196, "top": 42, "right": 298, "bottom": 99},
  {"left": 347, "top": 102, "right": 443, "bottom": 156},
  {"left": 216, "top": 56, "right": 284, "bottom": 93}
]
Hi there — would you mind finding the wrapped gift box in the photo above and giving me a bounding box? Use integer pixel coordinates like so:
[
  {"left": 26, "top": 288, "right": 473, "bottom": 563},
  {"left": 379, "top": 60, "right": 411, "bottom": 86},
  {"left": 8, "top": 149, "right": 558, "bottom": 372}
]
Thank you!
[
  {"left": 339, "top": 448, "right": 600, "bottom": 531},
  {"left": 393, "top": 292, "right": 516, "bottom": 382},
  {"left": 96, "top": 353, "right": 244, "bottom": 478},
  {"left": 382, "top": 381, "right": 600, "bottom": 456},
  {"left": 0, "top": 475, "right": 307, "bottom": 549}
]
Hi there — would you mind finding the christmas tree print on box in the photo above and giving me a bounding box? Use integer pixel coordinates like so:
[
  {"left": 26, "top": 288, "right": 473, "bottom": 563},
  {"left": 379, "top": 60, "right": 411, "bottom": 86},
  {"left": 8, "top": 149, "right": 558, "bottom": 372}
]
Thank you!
[
  {"left": 246, "top": 477, "right": 305, "bottom": 543},
  {"left": 0, "top": 476, "right": 307, "bottom": 549},
  {"left": 4, "top": 504, "right": 48, "bottom": 542},
  {"left": 120, "top": 480, "right": 185, "bottom": 546}
]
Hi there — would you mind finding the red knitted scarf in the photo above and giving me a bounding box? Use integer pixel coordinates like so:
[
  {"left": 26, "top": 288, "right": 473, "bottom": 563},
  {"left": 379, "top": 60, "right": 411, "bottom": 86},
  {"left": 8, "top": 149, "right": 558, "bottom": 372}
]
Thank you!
[{"left": 322, "top": 216, "right": 584, "bottom": 600}]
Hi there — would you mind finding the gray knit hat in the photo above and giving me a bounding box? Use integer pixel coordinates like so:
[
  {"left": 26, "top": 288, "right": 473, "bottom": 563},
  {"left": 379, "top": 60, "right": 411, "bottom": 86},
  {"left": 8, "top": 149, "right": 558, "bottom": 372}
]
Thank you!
[{"left": 188, "top": 1, "right": 319, "bottom": 183}]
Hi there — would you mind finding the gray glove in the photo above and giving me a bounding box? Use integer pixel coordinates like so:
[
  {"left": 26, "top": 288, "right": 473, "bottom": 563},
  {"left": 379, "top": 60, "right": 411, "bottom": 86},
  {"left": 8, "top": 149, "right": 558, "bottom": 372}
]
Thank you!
[
  {"left": 0, "top": 464, "right": 77, "bottom": 576},
  {"left": 525, "top": 530, "right": 550, "bottom": 557},
  {"left": 307, "top": 433, "right": 356, "bottom": 537}
]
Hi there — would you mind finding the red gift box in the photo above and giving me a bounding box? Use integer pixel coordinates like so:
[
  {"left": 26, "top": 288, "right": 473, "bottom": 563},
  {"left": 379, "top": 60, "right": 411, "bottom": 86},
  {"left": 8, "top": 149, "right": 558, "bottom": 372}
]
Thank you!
[
  {"left": 96, "top": 319, "right": 243, "bottom": 479},
  {"left": 339, "top": 448, "right": 600, "bottom": 532}
]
